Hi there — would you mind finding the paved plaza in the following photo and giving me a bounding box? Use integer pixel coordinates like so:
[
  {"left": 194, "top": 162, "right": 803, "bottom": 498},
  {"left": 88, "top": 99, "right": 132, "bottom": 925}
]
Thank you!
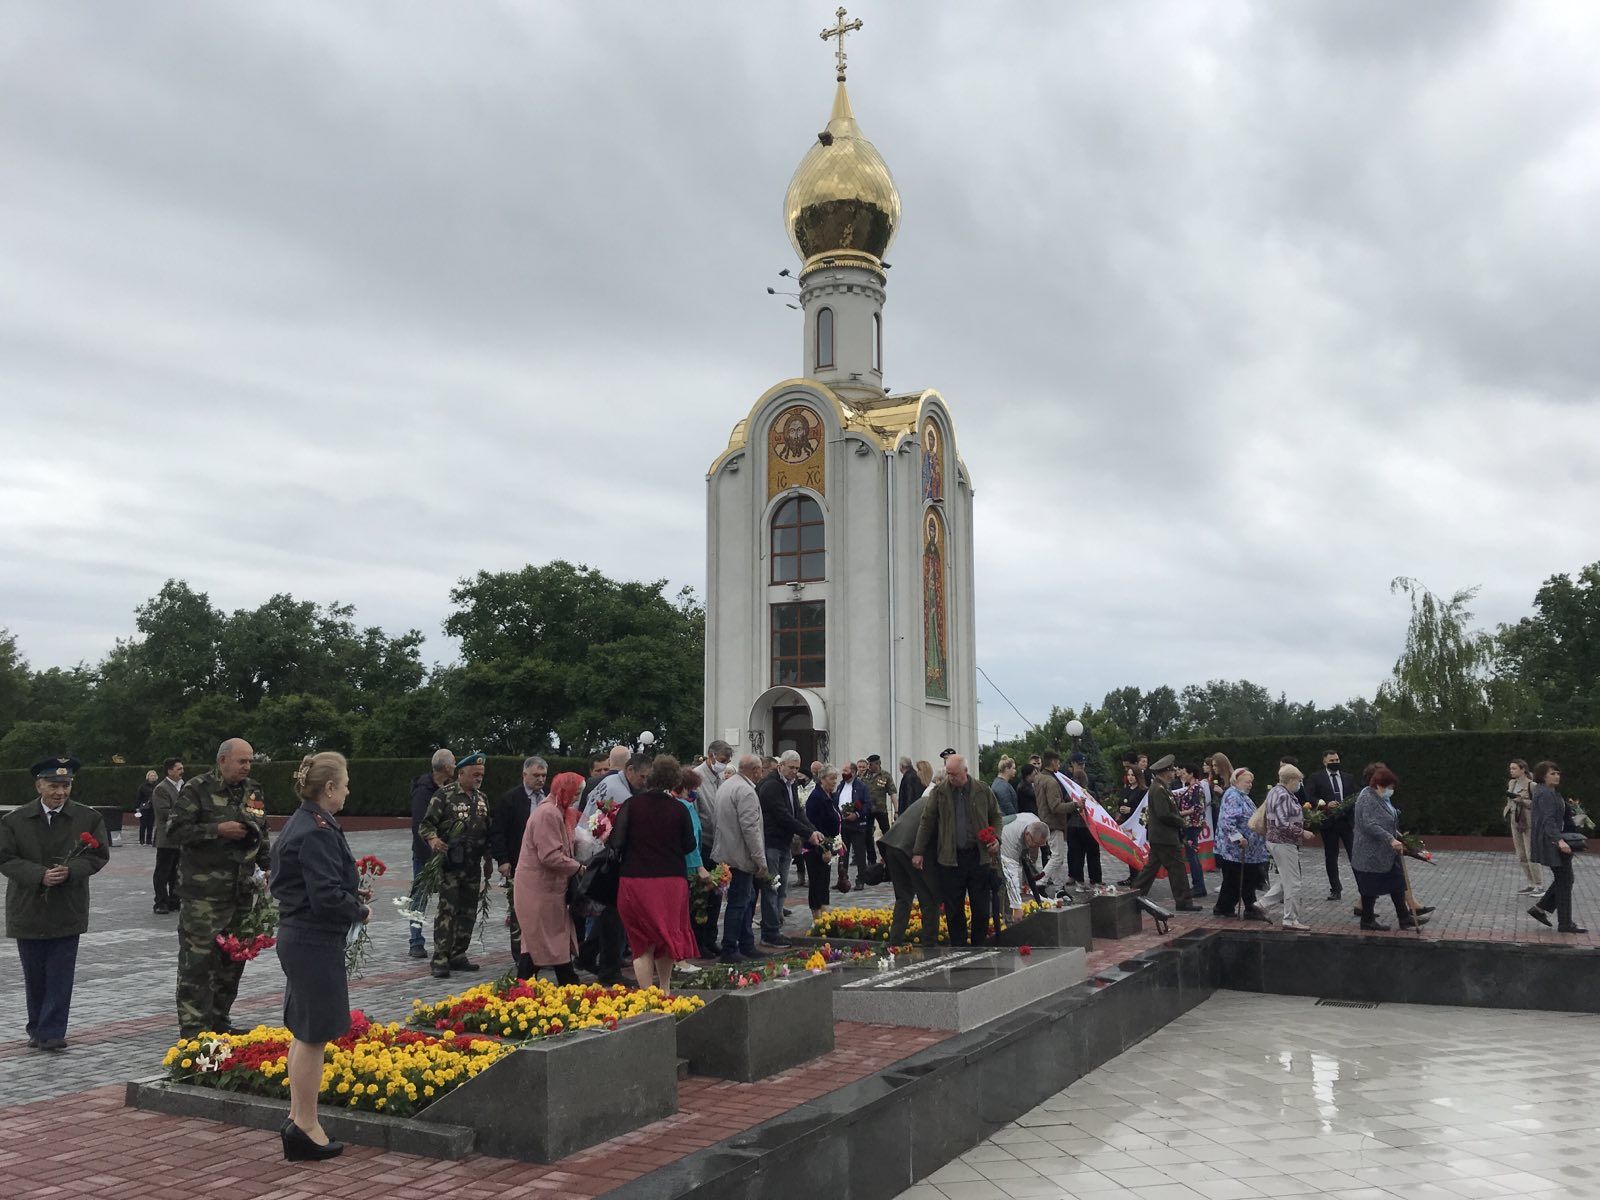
[
  {"left": 4, "top": 830, "right": 1599, "bottom": 1106},
  {"left": 2, "top": 829, "right": 1598, "bottom": 1199},
  {"left": 895, "top": 991, "right": 1600, "bottom": 1200}
]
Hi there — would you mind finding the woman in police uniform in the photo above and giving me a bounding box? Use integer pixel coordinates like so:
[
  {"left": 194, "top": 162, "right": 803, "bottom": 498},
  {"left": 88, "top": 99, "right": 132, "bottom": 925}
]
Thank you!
[{"left": 270, "top": 751, "right": 368, "bottom": 1161}]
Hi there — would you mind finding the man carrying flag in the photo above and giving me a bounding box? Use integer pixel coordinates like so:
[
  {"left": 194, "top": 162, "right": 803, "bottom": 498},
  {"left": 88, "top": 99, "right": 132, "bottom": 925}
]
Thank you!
[{"left": 1127, "top": 756, "right": 1201, "bottom": 910}]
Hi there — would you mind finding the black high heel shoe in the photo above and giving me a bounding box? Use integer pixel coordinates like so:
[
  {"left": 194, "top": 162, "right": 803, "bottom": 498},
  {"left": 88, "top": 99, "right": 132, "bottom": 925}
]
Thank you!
[{"left": 281, "top": 1118, "right": 345, "bottom": 1161}]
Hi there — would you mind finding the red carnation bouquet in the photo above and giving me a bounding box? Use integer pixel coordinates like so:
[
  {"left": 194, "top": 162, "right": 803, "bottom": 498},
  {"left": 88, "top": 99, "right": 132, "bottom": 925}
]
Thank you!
[
  {"left": 45, "top": 831, "right": 103, "bottom": 900},
  {"left": 217, "top": 870, "right": 279, "bottom": 963},
  {"left": 978, "top": 826, "right": 1000, "bottom": 860}
]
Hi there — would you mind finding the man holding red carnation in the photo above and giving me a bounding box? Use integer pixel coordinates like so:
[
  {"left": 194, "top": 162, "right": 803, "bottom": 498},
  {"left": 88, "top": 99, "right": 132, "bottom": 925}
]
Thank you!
[{"left": 0, "top": 756, "right": 110, "bottom": 1051}]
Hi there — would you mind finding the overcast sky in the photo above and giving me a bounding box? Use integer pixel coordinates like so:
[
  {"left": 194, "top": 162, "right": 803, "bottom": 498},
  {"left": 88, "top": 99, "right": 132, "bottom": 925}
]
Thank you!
[{"left": 3, "top": 1, "right": 1597, "bottom": 741}]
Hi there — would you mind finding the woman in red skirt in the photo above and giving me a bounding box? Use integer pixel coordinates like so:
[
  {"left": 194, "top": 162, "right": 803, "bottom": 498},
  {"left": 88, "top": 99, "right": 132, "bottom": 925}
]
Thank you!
[{"left": 609, "top": 754, "right": 700, "bottom": 993}]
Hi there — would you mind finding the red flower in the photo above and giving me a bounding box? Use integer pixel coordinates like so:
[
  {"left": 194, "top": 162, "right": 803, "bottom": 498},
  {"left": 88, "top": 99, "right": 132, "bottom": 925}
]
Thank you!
[
  {"left": 977, "top": 827, "right": 998, "bottom": 847},
  {"left": 79, "top": 832, "right": 101, "bottom": 850},
  {"left": 1018, "top": 944, "right": 1033, "bottom": 957}
]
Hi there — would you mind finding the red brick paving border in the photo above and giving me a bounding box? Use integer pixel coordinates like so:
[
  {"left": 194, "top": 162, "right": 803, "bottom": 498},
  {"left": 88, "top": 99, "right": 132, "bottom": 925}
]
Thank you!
[{"left": 0, "top": 1020, "right": 950, "bottom": 1200}]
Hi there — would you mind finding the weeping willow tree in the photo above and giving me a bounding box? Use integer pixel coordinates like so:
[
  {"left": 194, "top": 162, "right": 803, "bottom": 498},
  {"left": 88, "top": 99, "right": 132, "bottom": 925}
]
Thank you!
[{"left": 1375, "top": 577, "right": 1494, "bottom": 732}]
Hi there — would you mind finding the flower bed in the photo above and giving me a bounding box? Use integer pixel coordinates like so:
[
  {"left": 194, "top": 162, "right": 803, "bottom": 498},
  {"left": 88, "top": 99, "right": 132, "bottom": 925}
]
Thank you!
[
  {"left": 162, "top": 1010, "right": 508, "bottom": 1117},
  {"left": 809, "top": 900, "right": 1055, "bottom": 943},
  {"left": 409, "top": 977, "right": 702, "bottom": 1040}
]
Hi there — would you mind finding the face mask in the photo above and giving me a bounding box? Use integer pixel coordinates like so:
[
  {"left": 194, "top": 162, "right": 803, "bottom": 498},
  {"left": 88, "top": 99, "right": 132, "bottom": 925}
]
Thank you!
[{"left": 1380, "top": 787, "right": 1395, "bottom": 800}]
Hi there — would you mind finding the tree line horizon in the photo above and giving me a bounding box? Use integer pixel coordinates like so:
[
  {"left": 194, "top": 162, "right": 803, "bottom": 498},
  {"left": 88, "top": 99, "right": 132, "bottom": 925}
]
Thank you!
[{"left": 0, "top": 559, "right": 1595, "bottom": 772}]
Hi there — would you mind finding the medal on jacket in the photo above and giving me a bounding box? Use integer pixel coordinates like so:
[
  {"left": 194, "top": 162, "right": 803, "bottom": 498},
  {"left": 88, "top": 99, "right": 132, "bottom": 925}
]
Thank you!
[{"left": 244, "top": 791, "right": 266, "bottom": 819}]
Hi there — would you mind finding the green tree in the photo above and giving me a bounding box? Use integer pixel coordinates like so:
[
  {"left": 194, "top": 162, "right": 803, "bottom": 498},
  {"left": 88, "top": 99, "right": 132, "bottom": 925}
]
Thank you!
[
  {"left": 145, "top": 694, "right": 251, "bottom": 763},
  {"left": 0, "top": 628, "right": 30, "bottom": 737},
  {"left": 1496, "top": 561, "right": 1600, "bottom": 729},
  {"left": 445, "top": 562, "right": 704, "bottom": 757},
  {"left": 354, "top": 678, "right": 456, "bottom": 757},
  {"left": 250, "top": 692, "right": 355, "bottom": 757},
  {"left": 0, "top": 720, "right": 76, "bottom": 769},
  {"left": 1376, "top": 577, "right": 1494, "bottom": 732}
]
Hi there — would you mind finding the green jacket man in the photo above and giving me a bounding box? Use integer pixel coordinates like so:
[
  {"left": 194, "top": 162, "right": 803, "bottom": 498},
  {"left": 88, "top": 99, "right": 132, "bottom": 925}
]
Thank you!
[
  {"left": 168, "top": 738, "right": 271, "bottom": 1037},
  {"left": 910, "top": 755, "right": 1003, "bottom": 946},
  {"left": 1128, "top": 755, "right": 1197, "bottom": 909},
  {"left": 417, "top": 751, "right": 492, "bottom": 977},
  {"left": 0, "top": 757, "right": 111, "bottom": 1049},
  {"left": 1143, "top": 776, "right": 1184, "bottom": 848}
]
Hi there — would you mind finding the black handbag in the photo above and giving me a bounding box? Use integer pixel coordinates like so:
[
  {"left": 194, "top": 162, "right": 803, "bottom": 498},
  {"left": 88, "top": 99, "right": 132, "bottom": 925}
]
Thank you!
[
  {"left": 575, "top": 846, "right": 622, "bottom": 907},
  {"left": 1563, "top": 832, "right": 1587, "bottom": 853}
]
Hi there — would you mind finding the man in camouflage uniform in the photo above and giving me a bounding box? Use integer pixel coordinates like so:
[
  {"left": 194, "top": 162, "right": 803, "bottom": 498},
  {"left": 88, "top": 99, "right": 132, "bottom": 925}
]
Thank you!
[
  {"left": 168, "top": 737, "right": 271, "bottom": 1037},
  {"left": 863, "top": 754, "right": 896, "bottom": 861},
  {"left": 418, "top": 750, "right": 492, "bottom": 978}
]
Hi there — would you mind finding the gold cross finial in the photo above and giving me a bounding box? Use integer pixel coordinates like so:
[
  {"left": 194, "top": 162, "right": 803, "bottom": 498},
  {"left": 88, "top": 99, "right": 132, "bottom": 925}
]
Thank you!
[{"left": 820, "top": 6, "right": 864, "bottom": 83}]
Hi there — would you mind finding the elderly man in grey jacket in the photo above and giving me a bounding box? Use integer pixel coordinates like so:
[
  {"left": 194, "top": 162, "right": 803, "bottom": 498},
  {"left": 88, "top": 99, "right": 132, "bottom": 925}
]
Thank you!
[{"left": 712, "top": 755, "right": 768, "bottom": 963}]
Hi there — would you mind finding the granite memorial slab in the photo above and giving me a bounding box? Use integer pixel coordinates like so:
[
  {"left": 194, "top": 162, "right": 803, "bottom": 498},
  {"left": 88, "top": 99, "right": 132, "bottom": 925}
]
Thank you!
[
  {"left": 998, "top": 903, "right": 1092, "bottom": 950},
  {"left": 831, "top": 946, "right": 1087, "bottom": 1031},
  {"left": 416, "top": 1011, "right": 678, "bottom": 1161},
  {"left": 677, "top": 969, "right": 835, "bottom": 1080},
  {"left": 1089, "top": 890, "right": 1142, "bottom": 939}
]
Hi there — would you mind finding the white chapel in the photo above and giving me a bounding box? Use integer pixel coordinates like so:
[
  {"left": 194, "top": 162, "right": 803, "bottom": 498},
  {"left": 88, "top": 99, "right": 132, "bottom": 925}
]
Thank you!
[{"left": 703, "top": 15, "right": 978, "bottom": 771}]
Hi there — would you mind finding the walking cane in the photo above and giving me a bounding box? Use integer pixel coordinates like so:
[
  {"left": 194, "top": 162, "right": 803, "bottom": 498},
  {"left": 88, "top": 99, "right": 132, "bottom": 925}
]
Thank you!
[{"left": 1400, "top": 858, "right": 1421, "bottom": 936}]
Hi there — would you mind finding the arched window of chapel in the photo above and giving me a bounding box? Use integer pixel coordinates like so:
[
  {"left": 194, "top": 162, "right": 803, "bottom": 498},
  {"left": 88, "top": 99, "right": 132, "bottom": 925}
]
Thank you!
[
  {"left": 770, "top": 495, "right": 825, "bottom": 583},
  {"left": 816, "top": 307, "right": 835, "bottom": 369}
]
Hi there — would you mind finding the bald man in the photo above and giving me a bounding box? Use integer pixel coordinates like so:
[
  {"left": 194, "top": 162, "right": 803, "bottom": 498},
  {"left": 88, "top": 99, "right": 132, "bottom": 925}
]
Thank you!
[{"left": 168, "top": 737, "right": 271, "bottom": 1037}]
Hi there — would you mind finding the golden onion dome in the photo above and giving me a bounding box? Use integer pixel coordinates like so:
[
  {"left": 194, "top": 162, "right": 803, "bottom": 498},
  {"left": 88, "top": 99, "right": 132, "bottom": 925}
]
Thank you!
[{"left": 784, "top": 82, "right": 900, "bottom": 269}]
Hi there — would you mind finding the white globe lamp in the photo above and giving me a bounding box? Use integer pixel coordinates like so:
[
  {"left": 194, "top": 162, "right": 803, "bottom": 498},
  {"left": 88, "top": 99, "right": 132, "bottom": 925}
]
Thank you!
[{"left": 1065, "top": 720, "right": 1084, "bottom": 738}]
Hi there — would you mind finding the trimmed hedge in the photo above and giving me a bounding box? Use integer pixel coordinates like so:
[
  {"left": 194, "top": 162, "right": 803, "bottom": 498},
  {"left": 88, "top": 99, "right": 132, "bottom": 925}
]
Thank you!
[
  {"left": 0, "top": 756, "right": 594, "bottom": 817},
  {"left": 1134, "top": 730, "right": 1600, "bottom": 837}
]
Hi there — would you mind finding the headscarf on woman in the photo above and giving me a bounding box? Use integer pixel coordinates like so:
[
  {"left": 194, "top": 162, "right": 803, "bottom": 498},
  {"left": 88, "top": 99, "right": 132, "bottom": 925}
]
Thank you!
[{"left": 549, "top": 771, "right": 584, "bottom": 831}]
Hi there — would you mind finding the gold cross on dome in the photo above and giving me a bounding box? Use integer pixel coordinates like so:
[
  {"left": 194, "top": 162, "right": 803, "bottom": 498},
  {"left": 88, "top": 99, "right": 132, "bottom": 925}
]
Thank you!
[{"left": 820, "top": 6, "right": 864, "bottom": 83}]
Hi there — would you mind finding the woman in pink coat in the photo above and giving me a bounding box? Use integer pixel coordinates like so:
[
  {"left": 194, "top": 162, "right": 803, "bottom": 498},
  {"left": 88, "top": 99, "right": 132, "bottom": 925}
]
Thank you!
[{"left": 512, "top": 771, "right": 583, "bottom": 984}]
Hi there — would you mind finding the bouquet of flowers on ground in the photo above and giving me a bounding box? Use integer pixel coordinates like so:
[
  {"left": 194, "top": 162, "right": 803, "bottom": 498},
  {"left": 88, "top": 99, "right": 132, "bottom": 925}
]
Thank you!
[
  {"left": 1399, "top": 832, "right": 1433, "bottom": 863},
  {"left": 345, "top": 856, "right": 387, "bottom": 977},
  {"left": 690, "top": 862, "right": 731, "bottom": 924},
  {"left": 218, "top": 869, "right": 279, "bottom": 963}
]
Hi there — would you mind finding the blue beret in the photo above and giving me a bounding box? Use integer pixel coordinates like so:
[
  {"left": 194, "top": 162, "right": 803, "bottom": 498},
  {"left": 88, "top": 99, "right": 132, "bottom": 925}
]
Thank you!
[{"left": 455, "top": 751, "right": 487, "bottom": 769}]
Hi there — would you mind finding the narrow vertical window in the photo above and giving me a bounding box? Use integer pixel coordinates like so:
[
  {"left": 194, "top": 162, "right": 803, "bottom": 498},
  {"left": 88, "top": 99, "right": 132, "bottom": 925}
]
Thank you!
[
  {"left": 873, "top": 312, "right": 882, "bottom": 372},
  {"left": 816, "top": 307, "right": 835, "bottom": 369}
]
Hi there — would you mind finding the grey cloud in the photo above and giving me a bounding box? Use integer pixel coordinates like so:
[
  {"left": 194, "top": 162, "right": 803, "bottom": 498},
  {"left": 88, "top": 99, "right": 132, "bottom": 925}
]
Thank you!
[{"left": 1, "top": 1, "right": 1597, "bottom": 740}]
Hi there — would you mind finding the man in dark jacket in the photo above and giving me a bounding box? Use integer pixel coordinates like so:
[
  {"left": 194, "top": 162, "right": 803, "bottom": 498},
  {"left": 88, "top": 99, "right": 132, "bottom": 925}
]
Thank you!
[
  {"left": 408, "top": 748, "right": 454, "bottom": 959},
  {"left": 1128, "top": 755, "right": 1199, "bottom": 910},
  {"left": 492, "top": 756, "right": 547, "bottom": 970},
  {"left": 912, "top": 755, "right": 1004, "bottom": 946},
  {"left": 0, "top": 758, "right": 111, "bottom": 1050},
  {"left": 1304, "top": 749, "right": 1358, "bottom": 900},
  {"left": 897, "top": 756, "right": 921, "bottom": 815},
  {"left": 835, "top": 762, "right": 873, "bottom": 890},
  {"left": 879, "top": 795, "right": 940, "bottom": 945},
  {"left": 756, "top": 751, "right": 822, "bottom": 948}
]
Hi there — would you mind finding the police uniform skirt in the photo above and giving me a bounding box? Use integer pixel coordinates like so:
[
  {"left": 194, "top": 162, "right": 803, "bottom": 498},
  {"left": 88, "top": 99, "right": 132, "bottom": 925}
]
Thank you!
[{"left": 276, "top": 921, "right": 351, "bottom": 1043}]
